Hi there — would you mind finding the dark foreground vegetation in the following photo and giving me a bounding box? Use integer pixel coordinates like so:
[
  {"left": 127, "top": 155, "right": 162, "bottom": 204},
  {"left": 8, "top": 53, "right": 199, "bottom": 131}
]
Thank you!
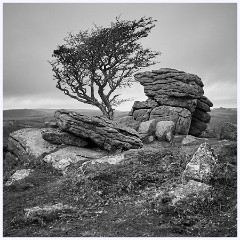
[{"left": 3, "top": 108, "right": 237, "bottom": 237}]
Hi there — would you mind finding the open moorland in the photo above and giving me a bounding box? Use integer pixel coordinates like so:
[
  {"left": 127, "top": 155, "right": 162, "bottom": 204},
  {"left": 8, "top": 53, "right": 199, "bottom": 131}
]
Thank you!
[{"left": 3, "top": 107, "right": 237, "bottom": 237}]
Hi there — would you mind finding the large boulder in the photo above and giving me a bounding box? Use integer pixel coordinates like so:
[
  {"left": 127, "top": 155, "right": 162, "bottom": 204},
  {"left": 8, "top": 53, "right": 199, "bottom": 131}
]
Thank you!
[
  {"left": 150, "top": 106, "right": 192, "bottom": 134},
  {"left": 43, "top": 147, "right": 107, "bottom": 172},
  {"left": 182, "top": 143, "right": 218, "bottom": 184},
  {"left": 41, "top": 128, "right": 88, "bottom": 147},
  {"left": 155, "top": 121, "right": 175, "bottom": 142},
  {"left": 138, "top": 119, "right": 157, "bottom": 142},
  {"left": 219, "top": 122, "right": 237, "bottom": 141},
  {"left": 8, "top": 128, "right": 59, "bottom": 163},
  {"left": 55, "top": 110, "right": 143, "bottom": 152}
]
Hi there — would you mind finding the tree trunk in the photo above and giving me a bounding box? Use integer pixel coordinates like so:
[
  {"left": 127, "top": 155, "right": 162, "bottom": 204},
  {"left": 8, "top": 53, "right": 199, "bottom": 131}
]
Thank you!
[{"left": 97, "top": 87, "right": 115, "bottom": 120}]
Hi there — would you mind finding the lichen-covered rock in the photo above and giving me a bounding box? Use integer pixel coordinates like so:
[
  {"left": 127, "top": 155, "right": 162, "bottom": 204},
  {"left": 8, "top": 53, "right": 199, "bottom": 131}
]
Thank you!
[
  {"left": 182, "top": 135, "right": 197, "bottom": 145},
  {"left": 189, "top": 117, "right": 208, "bottom": 136},
  {"left": 132, "top": 108, "right": 151, "bottom": 122},
  {"left": 131, "top": 68, "right": 213, "bottom": 137},
  {"left": 8, "top": 128, "right": 59, "bottom": 163},
  {"left": 43, "top": 146, "right": 107, "bottom": 171},
  {"left": 153, "top": 95, "right": 197, "bottom": 113},
  {"left": 138, "top": 119, "right": 157, "bottom": 140},
  {"left": 81, "top": 153, "right": 125, "bottom": 176},
  {"left": 182, "top": 143, "right": 218, "bottom": 183},
  {"left": 55, "top": 110, "right": 143, "bottom": 152},
  {"left": 41, "top": 128, "right": 88, "bottom": 147},
  {"left": 219, "top": 122, "right": 237, "bottom": 141},
  {"left": 5, "top": 169, "right": 34, "bottom": 186},
  {"left": 168, "top": 180, "right": 211, "bottom": 206},
  {"left": 155, "top": 121, "right": 175, "bottom": 142},
  {"left": 192, "top": 109, "right": 211, "bottom": 123},
  {"left": 150, "top": 106, "right": 191, "bottom": 134},
  {"left": 115, "top": 116, "right": 140, "bottom": 131},
  {"left": 131, "top": 99, "right": 158, "bottom": 110}
]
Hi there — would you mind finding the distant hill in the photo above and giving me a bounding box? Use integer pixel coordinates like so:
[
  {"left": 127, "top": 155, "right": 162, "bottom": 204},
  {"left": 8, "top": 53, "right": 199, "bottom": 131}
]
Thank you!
[{"left": 3, "top": 109, "right": 129, "bottom": 120}]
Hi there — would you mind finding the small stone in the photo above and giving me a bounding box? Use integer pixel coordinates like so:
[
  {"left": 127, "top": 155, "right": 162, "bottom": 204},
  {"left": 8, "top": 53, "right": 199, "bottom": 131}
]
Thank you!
[
  {"left": 5, "top": 169, "right": 34, "bottom": 186},
  {"left": 182, "top": 135, "right": 197, "bottom": 145}
]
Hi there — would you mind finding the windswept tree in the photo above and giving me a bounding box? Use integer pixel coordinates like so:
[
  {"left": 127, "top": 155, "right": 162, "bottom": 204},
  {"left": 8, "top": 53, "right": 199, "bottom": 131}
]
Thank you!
[{"left": 49, "top": 16, "right": 160, "bottom": 119}]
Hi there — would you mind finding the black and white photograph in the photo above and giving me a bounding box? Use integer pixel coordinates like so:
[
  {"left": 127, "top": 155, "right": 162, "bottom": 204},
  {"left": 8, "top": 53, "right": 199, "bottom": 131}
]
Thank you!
[{"left": 3, "top": 2, "right": 237, "bottom": 237}]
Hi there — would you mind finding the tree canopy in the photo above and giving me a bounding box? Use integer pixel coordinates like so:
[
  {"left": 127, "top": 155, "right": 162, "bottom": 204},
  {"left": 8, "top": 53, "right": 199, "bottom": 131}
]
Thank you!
[{"left": 49, "top": 16, "right": 160, "bottom": 119}]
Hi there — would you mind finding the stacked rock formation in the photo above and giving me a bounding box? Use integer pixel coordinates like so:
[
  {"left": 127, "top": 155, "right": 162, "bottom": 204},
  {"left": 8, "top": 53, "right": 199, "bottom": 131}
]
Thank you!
[{"left": 130, "top": 68, "right": 213, "bottom": 136}]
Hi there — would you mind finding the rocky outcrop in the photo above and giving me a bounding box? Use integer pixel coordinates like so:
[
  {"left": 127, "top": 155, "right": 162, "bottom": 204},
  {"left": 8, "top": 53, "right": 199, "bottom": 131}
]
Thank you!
[
  {"left": 8, "top": 128, "right": 59, "bottom": 162},
  {"left": 55, "top": 110, "right": 143, "bottom": 152},
  {"left": 182, "top": 143, "right": 218, "bottom": 184},
  {"left": 129, "top": 68, "right": 212, "bottom": 137},
  {"left": 219, "top": 122, "right": 237, "bottom": 141},
  {"left": 41, "top": 128, "right": 88, "bottom": 147}
]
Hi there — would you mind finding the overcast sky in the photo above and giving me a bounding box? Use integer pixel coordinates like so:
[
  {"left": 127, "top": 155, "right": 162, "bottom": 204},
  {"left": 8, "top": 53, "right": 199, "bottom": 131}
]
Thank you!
[{"left": 3, "top": 3, "right": 237, "bottom": 110}]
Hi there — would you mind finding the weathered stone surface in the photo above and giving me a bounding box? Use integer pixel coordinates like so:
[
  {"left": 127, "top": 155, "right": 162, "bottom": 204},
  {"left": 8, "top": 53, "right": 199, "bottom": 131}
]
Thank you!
[
  {"left": 182, "top": 135, "right": 197, "bottom": 145},
  {"left": 132, "top": 108, "right": 150, "bottom": 122},
  {"left": 182, "top": 143, "right": 218, "bottom": 184},
  {"left": 150, "top": 106, "right": 192, "bottom": 134},
  {"left": 81, "top": 153, "right": 125, "bottom": 175},
  {"left": 168, "top": 180, "right": 211, "bottom": 206},
  {"left": 155, "top": 121, "right": 175, "bottom": 142},
  {"left": 55, "top": 110, "right": 143, "bottom": 152},
  {"left": 115, "top": 116, "right": 140, "bottom": 131},
  {"left": 197, "top": 98, "right": 211, "bottom": 112},
  {"left": 8, "top": 128, "right": 59, "bottom": 162},
  {"left": 132, "top": 68, "right": 213, "bottom": 137},
  {"left": 219, "top": 122, "right": 237, "bottom": 141},
  {"left": 43, "top": 146, "right": 107, "bottom": 171},
  {"left": 41, "top": 128, "right": 88, "bottom": 147},
  {"left": 153, "top": 95, "right": 197, "bottom": 113},
  {"left": 138, "top": 119, "right": 156, "bottom": 139},
  {"left": 5, "top": 169, "right": 34, "bottom": 186},
  {"left": 199, "top": 96, "right": 213, "bottom": 107},
  {"left": 192, "top": 109, "right": 211, "bottom": 123},
  {"left": 189, "top": 117, "right": 208, "bottom": 137},
  {"left": 131, "top": 99, "right": 158, "bottom": 110},
  {"left": 143, "top": 80, "right": 203, "bottom": 99}
]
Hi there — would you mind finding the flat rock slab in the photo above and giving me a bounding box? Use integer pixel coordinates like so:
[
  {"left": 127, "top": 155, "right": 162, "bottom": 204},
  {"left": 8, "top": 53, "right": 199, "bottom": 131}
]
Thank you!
[
  {"left": 55, "top": 110, "right": 143, "bottom": 152},
  {"left": 182, "top": 135, "right": 197, "bottom": 145},
  {"left": 155, "top": 121, "right": 175, "bottom": 142},
  {"left": 5, "top": 169, "right": 34, "bottom": 186},
  {"left": 8, "top": 128, "right": 59, "bottom": 162},
  {"left": 41, "top": 128, "right": 88, "bottom": 147},
  {"left": 43, "top": 146, "right": 107, "bottom": 171},
  {"left": 81, "top": 153, "right": 125, "bottom": 175}
]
